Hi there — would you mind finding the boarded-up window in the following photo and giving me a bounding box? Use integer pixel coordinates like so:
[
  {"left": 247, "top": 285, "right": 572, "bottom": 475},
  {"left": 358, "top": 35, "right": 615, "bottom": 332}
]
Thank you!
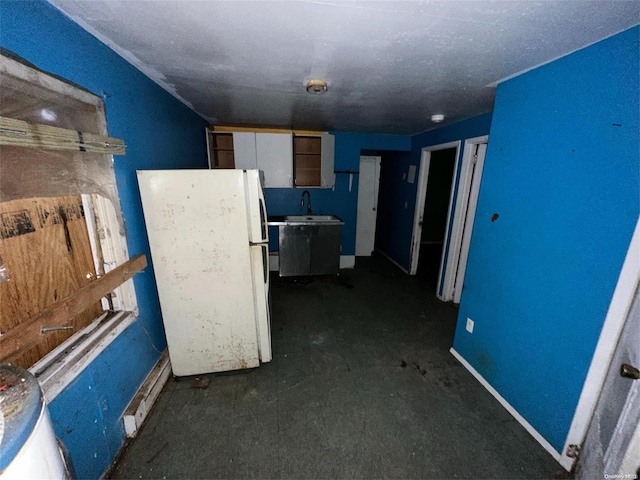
[
  {"left": 0, "top": 197, "right": 102, "bottom": 367},
  {"left": 0, "top": 53, "right": 127, "bottom": 368}
]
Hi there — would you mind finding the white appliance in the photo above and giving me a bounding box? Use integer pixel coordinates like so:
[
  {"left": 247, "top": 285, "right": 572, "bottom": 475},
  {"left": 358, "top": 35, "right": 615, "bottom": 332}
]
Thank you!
[
  {"left": 137, "top": 169, "right": 272, "bottom": 376},
  {"left": 0, "top": 365, "right": 74, "bottom": 480}
]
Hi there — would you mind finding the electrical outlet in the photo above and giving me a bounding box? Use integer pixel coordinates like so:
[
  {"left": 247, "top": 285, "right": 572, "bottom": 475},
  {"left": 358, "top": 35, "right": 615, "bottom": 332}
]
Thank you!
[
  {"left": 404, "top": 201, "right": 408, "bottom": 209},
  {"left": 466, "top": 318, "right": 474, "bottom": 333}
]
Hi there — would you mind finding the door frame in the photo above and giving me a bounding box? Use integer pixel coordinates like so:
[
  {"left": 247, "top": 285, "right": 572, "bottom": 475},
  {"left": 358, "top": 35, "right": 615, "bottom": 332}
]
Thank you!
[
  {"left": 409, "top": 141, "right": 460, "bottom": 289},
  {"left": 410, "top": 137, "right": 489, "bottom": 302},
  {"left": 561, "top": 216, "right": 640, "bottom": 471},
  {"left": 356, "top": 155, "right": 382, "bottom": 257},
  {"left": 446, "top": 136, "right": 489, "bottom": 303}
]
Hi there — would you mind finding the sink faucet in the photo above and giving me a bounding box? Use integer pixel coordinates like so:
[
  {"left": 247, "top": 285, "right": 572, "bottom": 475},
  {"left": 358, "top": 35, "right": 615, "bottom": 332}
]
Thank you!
[{"left": 300, "top": 190, "right": 312, "bottom": 215}]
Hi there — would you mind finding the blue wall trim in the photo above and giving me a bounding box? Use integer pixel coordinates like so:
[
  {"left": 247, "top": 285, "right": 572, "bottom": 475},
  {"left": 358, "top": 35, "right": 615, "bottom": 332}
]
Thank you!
[
  {"left": 1, "top": 1, "right": 208, "bottom": 477},
  {"left": 453, "top": 26, "right": 639, "bottom": 452}
]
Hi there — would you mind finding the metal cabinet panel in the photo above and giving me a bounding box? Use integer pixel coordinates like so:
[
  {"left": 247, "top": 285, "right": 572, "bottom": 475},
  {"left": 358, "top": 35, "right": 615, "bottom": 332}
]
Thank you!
[
  {"left": 278, "top": 224, "right": 341, "bottom": 277},
  {"left": 310, "top": 224, "right": 341, "bottom": 275},
  {"left": 278, "top": 225, "right": 310, "bottom": 277}
]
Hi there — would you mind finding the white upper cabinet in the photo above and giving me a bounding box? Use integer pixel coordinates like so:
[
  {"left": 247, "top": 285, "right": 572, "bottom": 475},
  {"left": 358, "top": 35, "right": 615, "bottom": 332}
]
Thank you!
[
  {"left": 320, "top": 132, "right": 335, "bottom": 188},
  {"left": 232, "top": 132, "right": 257, "bottom": 169},
  {"left": 256, "top": 133, "right": 293, "bottom": 188},
  {"left": 208, "top": 128, "right": 334, "bottom": 188}
]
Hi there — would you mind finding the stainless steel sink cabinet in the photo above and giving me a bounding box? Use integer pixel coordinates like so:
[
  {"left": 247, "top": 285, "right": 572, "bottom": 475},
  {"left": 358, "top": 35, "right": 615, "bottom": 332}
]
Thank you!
[{"left": 275, "top": 215, "right": 344, "bottom": 277}]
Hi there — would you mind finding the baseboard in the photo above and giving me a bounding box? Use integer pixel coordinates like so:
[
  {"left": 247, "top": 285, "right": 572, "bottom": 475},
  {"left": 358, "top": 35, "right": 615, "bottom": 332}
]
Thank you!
[
  {"left": 374, "top": 249, "right": 410, "bottom": 274},
  {"left": 340, "top": 255, "right": 355, "bottom": 269},
  {"left": 269, "top": 253, "right": 279, "bottom": 272},
  {"left": 449, "top": 348, "right": 566, "bottom": 469},
  {"left": 269, "top": 253, "right": 354, "bottom": 271},
  {"left": 123, "top": 350, "right": 171, "bottom": 438}
]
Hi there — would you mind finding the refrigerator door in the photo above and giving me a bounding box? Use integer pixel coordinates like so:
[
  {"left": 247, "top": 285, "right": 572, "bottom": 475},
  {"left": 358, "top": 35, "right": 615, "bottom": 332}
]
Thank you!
[
  {"left": 137, "top": 170, "right": 260, "bottom": 376},
  {"left": 250, "top": 243, "right": 272, "bottom": 363},
  {"left": 244, "top": 169, "right": 269, "bottom": 245}
]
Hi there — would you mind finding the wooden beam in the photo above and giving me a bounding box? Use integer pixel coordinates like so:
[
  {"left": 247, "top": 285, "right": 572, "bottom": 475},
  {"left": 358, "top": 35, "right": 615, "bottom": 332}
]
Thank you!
[
  {"left": 212, "top": 125, "right": 322, "bottom": 136},
  {"left": 0, "top": 254, "right": 146, "bottom": 363},
  {"left": 0, "top": 116, "right": 126, "bottom": 155}
]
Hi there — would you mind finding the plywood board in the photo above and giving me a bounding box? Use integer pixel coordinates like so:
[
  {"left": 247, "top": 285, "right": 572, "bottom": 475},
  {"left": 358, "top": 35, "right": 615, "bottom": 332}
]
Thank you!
[
  {"left": 0, "top": 196, "right": 102, "bottom": 367},
  {"left": 0, "top": 255, "right": 146, "bottom": 363}
]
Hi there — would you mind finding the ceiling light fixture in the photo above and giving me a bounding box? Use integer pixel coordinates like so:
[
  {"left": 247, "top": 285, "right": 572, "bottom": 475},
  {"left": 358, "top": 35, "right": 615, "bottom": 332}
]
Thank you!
[
  {"left": 306, "top": 79, "right": 328, "bottom": 95},
  {"left": 431, "top": 114, "right": 445, "bottom": 123}
]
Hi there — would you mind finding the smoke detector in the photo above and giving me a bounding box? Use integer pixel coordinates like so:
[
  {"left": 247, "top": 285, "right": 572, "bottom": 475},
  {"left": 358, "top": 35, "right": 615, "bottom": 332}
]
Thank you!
[{"left": 431, "top": 114, "right": 445, "bottom": 123}]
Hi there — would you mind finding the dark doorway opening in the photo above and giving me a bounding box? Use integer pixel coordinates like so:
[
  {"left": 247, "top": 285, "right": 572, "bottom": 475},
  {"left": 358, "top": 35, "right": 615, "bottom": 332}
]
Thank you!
[{"left": 416, "top": 147, "right": 457, "bottom": 290}]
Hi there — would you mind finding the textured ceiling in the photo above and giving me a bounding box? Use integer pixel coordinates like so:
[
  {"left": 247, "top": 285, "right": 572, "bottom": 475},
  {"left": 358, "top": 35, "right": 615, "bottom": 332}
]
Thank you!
[{"left": 48, "top": 0, "right": 639, "bottom": 134}]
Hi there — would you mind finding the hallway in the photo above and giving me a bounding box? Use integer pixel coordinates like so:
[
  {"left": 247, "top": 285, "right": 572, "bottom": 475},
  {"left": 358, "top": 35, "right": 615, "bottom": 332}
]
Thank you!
[{"left": 114, "top": 256, "right": 562, "bottom": 479}]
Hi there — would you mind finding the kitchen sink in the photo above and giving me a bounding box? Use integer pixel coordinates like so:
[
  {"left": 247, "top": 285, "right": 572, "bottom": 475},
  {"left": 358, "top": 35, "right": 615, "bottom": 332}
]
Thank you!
[{"left": 276, "top": 215, "right": 344, "bottom": 276}]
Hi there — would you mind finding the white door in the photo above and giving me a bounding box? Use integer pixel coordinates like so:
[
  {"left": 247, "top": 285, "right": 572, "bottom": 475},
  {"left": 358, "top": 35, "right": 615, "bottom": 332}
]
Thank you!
[
  {"left": 452, "top": 142, "right": 487, "bottom": 303},
  {"left": 577, "top": 282, "right": 639, "bottom": 478},
  {"left": 410, "top": 136, "right": 487, "bottom": 302},
  {"left": 409, "top": 141, "right": 461, "bottom": 279},
  {"left": 562, "top": 217, "right": 639, "bottom": 472},
  {"left": 356, "top": 156, "right": 381, "bottom": 256}
]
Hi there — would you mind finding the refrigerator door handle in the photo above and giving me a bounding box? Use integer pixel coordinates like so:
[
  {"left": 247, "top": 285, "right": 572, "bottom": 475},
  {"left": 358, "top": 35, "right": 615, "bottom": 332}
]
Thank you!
[
  {"left": 245, "top": 169, "right": 269, "bottom": 244},
  {"left": 249, "top": 243, "right": 271, "bottom": 363},
  {"left": 259, "top": 197, "right": 267, "bottom": 242},
  {"left": 249, "top": 243, "right": 269, "bottom": 284},
  {"left": 261, "top": 244, "right": 268, "bottom": 284}
]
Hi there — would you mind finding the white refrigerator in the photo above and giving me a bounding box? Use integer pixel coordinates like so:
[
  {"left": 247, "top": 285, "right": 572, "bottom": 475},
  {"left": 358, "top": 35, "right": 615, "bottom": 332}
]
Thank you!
[{"left": 137, "top": 169, "right": 271, "bottom": 376}]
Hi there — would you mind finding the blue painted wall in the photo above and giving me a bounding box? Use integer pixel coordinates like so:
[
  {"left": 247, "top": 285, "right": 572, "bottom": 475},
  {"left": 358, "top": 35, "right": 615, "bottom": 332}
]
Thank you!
[
  {"left": 375, "top": 151, "right": 416, "bottom": 268},
  {"left": 453, "top": 27, "right": 639, "bottom": 452},
  {"left": 264, "top": 132, "right": 411, "bottom": 255},
  {"left": 0, "top": 1, "right": 208, "bottom": 477},
  {"left": 375, "top": 113, "right": 493, "bottom": 271}
]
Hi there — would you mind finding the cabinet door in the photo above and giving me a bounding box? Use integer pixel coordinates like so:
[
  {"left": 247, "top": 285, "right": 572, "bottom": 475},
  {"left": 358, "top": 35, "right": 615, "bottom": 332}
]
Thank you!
[
  {"left": 320, "top": 132, "right": 335, "bottom": 188},
  {"left": 278, "top": 225, "right": 310, "bottom": 277},
  {"left": 206, "top": 128, "right": 214, "bottom": 168},
  {"left": 233, "top": 132, "right": 258, "bottom": 169},
  {"left": 256, "top": 133, "right": 293, "bottom": 188},
  {"left": 309, "top": 224, "right": 341, "bottom": 275}
]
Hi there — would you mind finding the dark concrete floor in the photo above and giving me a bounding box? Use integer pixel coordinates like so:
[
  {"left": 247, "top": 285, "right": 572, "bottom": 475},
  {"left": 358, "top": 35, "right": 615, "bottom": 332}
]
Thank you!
[{"left": 114, "top": 256, "right": 562, "bottom": 479}]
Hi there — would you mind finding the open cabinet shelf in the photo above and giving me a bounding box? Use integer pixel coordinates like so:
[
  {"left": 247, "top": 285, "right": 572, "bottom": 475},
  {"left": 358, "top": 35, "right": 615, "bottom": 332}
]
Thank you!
[
  {"left": 294, "top": 135, "right": 321, "bottom": 186},
  {"left": 209, "top": 132, "right": 235, "bottom": 169}
]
